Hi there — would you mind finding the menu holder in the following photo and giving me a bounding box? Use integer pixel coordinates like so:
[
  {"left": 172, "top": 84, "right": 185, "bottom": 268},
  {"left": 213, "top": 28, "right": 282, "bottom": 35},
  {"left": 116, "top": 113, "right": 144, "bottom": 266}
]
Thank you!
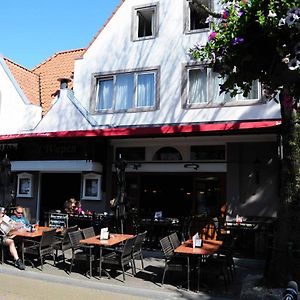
[
  {"left": 192, "top": 233, "right": 203, "bottom": 249},
  {"left": 48, "top": 212, "right": 68, "bottom": 229},
  {"left": 100, "top": 227, "right": 109, "bottom": 240}
]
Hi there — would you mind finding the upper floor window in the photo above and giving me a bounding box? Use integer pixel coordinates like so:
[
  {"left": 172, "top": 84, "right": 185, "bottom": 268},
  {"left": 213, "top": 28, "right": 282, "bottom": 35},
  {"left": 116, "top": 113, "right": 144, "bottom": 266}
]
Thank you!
[
  {"left": 184, "top": 66, "right": 260, "bottom": 108},
  {"left": 185, "top": 0, "right": 210, "bottom": 33},
  {"left": 96, "top": 69, "right": 158, "bottom": 113},
  {"left": 132, "top": 4, "right": 158, "bottom": 41}
]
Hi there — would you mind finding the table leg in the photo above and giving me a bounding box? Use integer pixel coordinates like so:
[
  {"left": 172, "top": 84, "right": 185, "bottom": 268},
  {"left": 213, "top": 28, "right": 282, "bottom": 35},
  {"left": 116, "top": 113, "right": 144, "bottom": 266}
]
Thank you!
[
  {"left": 99, "top": 247, "right": 102, "bottom": 279},
  {"left": 187, "top": 256, "right": 190, "bottom": 291}
]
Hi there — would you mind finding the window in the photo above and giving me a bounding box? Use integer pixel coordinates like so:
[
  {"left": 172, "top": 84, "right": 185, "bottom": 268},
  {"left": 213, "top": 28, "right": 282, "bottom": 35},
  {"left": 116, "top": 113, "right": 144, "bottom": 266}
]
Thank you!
[
  {"left": 116, "top": 147, "right": 145, "bottom": 161},
  {"left": 17, "top": 173, "right": 33, "bottom": 198},
  {"left": 185, "top": 0, "right": 210, "bottom": 33},
  {"left": 153, "top": 147, "right": 182, "bottom": 161},
  {"left": 82, "top": 173, "right": 101, "bottom": 200},
  {"left": 96, "top": 70, "right": 157, "bottom": 112},
  {"left": 133, "top": 4, "right": 158, "bottom": 40},
  {"left": 191, "top": 145, "right": 225, "bottom": 160},
  {"left": 185, "top": 67, "right": 260, "bottom": 107}
]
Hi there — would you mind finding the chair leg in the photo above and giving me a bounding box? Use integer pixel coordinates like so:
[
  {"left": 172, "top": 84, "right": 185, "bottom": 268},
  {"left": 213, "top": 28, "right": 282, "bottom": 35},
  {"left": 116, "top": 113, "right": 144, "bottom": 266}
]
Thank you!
[
  {"left": 70, "top": 251, "right": 74, "bottom": 273},
  {"left": 162, "top": 264, "right": 168, "bottom": 285},
  {"left": 40, "top": 256, "right": 43, "bottom": 270},
  {"left": 132, "top": 259, "right": 137, "bottom": 275},
  {"left": 140, "top": 253, "right": 144, "bottom": 269},
  {"left": 121, "top": 263, "right": 126, "bottom": 282}
]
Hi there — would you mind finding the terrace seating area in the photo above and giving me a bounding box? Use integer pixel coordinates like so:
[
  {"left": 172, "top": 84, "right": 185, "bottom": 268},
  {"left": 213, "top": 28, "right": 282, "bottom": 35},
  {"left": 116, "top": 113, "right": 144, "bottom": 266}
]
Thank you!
[{"left": 0, "top": 215, "right": 271, "bottom": 298}]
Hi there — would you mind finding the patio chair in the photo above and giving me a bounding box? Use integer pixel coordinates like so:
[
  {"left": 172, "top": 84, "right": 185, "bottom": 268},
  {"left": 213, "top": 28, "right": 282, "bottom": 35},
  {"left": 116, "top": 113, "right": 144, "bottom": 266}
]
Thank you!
[
  {"left": 101, "top": 236, "right": 136, "bottom": 282},
  {"left": 160, "top": 235, "right": 186, "bottom": 285},
  {"left": 132, "top": 231, "right": 147, "bottom": 274},
  {"left": 68, "top": 230, "right": 95, "bottom": 277},
  {"left": 23, "top": 228, "right": 57, "bottom": 270},
  {"left": 82, "top": 226, "right": 96, "bottom": 239},
  {"left": 169, "top": 232, "right": 181, "bottom": 250},
  {"left": 53, "top": 225, "right": 78, "bottom": 266}
]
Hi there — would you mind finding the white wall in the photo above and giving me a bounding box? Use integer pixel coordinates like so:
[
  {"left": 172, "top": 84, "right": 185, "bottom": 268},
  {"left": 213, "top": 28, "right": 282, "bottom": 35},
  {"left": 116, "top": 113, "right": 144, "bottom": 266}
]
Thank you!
[
  {"left": 73, "top": 0, "right": 281, "bottom": 128},
  {"left": 0, "top": 58, "right": 41, "bottom": 134}
]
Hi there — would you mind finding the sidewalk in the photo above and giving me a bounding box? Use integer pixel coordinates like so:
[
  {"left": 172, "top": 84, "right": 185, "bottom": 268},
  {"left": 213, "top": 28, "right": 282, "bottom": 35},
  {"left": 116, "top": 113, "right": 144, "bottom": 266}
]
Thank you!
[{"left": 0, "top": 250, "right": 265, "bottom": 300}]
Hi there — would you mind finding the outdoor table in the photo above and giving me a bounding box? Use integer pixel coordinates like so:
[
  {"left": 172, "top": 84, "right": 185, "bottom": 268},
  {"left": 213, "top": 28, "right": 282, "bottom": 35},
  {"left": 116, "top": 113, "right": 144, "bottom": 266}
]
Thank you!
[
  {"left": 80, "top": 233, "right": 134, "bottom": 278},
  {"left": 10, "top": 226, "right": 61, "bottom": 263},
  {"left": 175, "top": 239, "right": 223, "bottom": 291}
]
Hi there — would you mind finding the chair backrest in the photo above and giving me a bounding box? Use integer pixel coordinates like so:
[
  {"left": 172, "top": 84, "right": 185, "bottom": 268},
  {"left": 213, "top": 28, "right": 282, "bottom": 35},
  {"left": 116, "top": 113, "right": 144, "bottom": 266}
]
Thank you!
[
  {"left": 133, "top": 231, "right": 147, "bottom": 253},
  {"left": 68, "top": 230, "right": 83, "bottom": 249},
  {"left": 62, "top": 225, "right": 78, "bottom": 245},
  {"left": 160, "top": 236, "right": 174, "bottom": 260},
  {"left": 82, "top": 226, "right": 95, "bottom": 239},
  {"left": 169, "top": 232, "right": 180, "bottom": 250},
  {"left": 121, "top": 236, "right": 136, "bottom": 259},
  {"left": 40, "top": 229, "right": 57, "bottom": 248}
]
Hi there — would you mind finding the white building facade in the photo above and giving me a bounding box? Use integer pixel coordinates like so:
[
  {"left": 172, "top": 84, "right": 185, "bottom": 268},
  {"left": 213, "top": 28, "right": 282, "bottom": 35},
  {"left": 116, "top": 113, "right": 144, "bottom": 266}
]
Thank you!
[{"left": 0, "top": 0, "right": 282, "bottom": 222}]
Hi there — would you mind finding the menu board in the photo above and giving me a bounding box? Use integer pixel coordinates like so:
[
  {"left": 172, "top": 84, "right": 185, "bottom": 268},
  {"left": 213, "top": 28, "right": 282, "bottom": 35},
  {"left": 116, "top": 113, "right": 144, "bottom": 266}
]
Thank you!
[{"left": 49, "top": 212, "right": 68, "bottom": 229}]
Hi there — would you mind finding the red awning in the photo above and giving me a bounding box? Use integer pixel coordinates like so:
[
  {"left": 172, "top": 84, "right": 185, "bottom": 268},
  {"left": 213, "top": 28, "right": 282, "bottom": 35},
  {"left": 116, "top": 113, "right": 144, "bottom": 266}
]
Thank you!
[{"left": 0, "top": 120, "right": 281, "bottom": 141}]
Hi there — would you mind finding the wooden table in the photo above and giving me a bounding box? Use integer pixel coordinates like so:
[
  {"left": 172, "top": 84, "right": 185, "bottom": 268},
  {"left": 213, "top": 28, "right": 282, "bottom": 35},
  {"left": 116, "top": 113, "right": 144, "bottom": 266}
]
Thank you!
[
  {"left": 175, "top": 239, "right": 223, "bottom": 291},
  {"left": 80, "top": 233, "right": 134, "bottom": 278},
  {"left": 10, "top": 226, "right": 60, "bottom": 263}
]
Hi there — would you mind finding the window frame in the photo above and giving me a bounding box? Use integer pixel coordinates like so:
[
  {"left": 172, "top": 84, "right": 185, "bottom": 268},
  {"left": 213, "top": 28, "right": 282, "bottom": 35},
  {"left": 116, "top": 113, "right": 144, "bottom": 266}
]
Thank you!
[
  {"left": 92, "top": 67, "right": 160, "bottom": 114},
  {"left": 17, "top": 172, "right": 33, "bottom": 198},
  {"left": 132, "top": 3, "right": 159, "bottom": 41},
  {"left": 182, "top": 64, "right": 263, "bottom": 109},
  {"left": 184, "top": 0, "right": 211, "bottom": 34},
  {"left": 81, "top": 173, "right": 102, "bottom": 201}
]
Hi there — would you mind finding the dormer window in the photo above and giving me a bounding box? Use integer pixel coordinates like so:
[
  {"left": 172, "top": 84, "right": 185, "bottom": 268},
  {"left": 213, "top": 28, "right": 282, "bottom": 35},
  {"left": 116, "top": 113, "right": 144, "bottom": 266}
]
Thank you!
[{"left": 132, "top": 4, "right": 158, "bottom": 41}]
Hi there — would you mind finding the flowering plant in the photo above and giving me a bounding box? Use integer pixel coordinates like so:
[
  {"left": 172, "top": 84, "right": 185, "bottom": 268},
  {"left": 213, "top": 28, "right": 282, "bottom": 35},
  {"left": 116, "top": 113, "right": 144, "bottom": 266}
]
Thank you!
[{"left": 189, "top": 0, "right": 300, "bottom": 99}]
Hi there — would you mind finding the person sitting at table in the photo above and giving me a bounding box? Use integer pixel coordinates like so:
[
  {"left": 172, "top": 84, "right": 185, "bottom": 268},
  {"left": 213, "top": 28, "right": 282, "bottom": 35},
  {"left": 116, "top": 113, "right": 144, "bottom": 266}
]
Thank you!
[
  {"left": 64, "top": 198, "right": 76, "bottom": 214},
  {"left": 10, "top": 206, "right": 30, "bottom": 228},
  {"left": 74, "top": 200, "right": 84, "bottom": 215},
  {"left": 0, "top": 207, "right": 25, "bottom": 270}
]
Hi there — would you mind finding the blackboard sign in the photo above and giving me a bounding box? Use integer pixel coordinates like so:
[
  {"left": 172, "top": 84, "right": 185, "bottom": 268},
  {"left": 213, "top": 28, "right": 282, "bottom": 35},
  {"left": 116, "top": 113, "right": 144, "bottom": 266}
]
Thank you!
[{"left": 49, "top": 212, "right": 68, "bottom": 229}]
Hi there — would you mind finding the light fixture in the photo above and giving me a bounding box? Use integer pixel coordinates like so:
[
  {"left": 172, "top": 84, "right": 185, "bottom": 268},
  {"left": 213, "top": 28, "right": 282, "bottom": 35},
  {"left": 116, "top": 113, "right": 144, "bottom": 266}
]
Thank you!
[{"left": 184, "top": 163, "right": 199, "bottom": 170}]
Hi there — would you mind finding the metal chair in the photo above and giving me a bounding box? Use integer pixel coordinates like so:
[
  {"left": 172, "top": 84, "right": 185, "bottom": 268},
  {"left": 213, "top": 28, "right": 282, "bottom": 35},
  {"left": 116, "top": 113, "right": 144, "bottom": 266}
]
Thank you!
[
  {"left": 68, "top": 230, "right": 95, "bottom": 277},
  {"left": 132, "top": 231, "right": 147, "bottom": 274},
  {"left": 160, "top": 235, "right": 186, "bottom": 285},
  {"left": 53, "top": 225, "right": 78, "bottom": 266},
  {"left": 23, "top": 228, "right": 57, "bottom": 270},
  {"left": 82, "top": 226, "right": 96, "bottom": 239},
  {"left": 101, "top": 236, "right": 136, "bottom": 282},
  {"left": 169, "top": 232, "right": 181, "bottom": 250}
]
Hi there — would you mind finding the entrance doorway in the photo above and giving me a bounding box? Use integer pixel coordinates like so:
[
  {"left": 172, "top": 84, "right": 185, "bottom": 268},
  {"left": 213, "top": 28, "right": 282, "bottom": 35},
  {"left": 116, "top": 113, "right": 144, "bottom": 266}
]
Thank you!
[
  {"left": 140, "top": 174, "right": 193, "bottom": 218},
  {"left": 40, "top": 173, "right": 81, "bottom": 223}
]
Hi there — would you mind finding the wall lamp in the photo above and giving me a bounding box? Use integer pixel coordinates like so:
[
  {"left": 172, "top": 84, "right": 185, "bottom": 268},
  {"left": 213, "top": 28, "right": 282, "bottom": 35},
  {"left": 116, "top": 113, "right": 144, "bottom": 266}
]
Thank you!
[{"left": 184, "top": 163, "right": 199, "bottom": 170}]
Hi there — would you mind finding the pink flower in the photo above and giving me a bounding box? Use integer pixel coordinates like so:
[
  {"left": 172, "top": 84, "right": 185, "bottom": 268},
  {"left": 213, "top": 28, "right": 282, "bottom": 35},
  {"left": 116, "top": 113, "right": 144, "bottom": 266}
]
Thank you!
[{"left": 208, "top": 31, "right": 217, "bottom": 41}]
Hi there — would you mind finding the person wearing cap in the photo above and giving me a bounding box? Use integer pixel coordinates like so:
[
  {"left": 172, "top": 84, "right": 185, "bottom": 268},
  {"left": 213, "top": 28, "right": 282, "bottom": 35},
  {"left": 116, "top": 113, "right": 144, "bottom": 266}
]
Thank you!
[
  {"left": 10, "top": 206, "right": 30, "bottom": 227},
  {"left": 0, "top": 207, "right": 25, "bottom": 270}
]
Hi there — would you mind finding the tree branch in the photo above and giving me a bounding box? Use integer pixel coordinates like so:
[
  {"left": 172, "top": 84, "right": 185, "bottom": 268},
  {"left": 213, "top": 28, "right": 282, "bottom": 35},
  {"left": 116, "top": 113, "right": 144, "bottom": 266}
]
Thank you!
[{"left": 188, "top": 0, "right": 222, "bottom": 18}]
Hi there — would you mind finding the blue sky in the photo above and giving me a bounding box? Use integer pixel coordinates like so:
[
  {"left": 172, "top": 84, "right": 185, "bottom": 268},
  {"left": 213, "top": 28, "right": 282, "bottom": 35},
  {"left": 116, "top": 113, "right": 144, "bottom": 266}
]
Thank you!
[{"left": 0, "top": 0, "right": 121, "bottom": 69}]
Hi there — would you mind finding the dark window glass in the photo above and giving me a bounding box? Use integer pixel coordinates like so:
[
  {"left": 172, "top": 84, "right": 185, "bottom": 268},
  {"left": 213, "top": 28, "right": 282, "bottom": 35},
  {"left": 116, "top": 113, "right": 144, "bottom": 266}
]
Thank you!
[
  {"left": 189, "top": 1, "right": 209, "bottom": 30},
  {"left": 191, "top": 145, "right": 225, "bottom": 160},
  {"left": 153, "top": 147, "right": 182, "bottom": 161},
  {"left": 116, "top": 147, "right": 145, "bottom": 161},
  {"left": 138, "top": 8, "right": 154, "bottom": 37}
]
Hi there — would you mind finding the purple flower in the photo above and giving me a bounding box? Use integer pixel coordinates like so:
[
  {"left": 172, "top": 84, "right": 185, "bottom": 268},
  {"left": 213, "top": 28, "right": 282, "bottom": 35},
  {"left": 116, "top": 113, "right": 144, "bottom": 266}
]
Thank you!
[
  {"left": 232, "top": 37, "right": 245, "bottom": 45},
  {"left": 238, "top": 10, "right": 245, "bottom": 17},
  {"left": 222, "top": 10, "right": 229, "bottom": 19}
]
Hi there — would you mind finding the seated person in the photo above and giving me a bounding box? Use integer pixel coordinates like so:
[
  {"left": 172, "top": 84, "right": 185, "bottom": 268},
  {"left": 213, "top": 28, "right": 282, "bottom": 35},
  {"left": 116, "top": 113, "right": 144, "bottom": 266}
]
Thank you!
[
  {"left": 10, "top": 206, "right": 30, "bottom": 228},
  {"left": 0, "top": 207, "right": 25, "bottom": 270},
  {"left": 64, "top": 198, "right": 76, "bottom": 214}
]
